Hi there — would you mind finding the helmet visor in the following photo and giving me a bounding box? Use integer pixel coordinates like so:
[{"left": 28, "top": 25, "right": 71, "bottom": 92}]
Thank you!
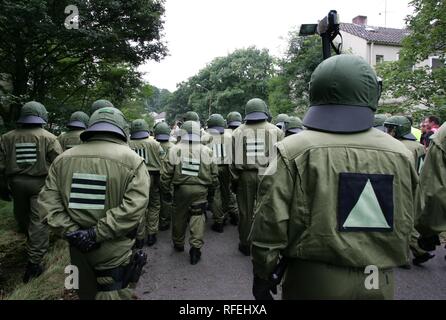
[
  {"left": 80, "top": 122, "right": 127, "bottom": 142},
  {"left": 303, "top": 105, "right": 374, "bottom": 133},
  {"left": 245, "top": 112, "right": 268, "bottom": 121},
  {"left": 130, "top": 131, "right": 149, "bottom": 139},
  {"left": 67, "top": 120, "right": 87, "bottom": 129},
  {"left": 17, "top": 115, "right": 46, "bottom": 125}
]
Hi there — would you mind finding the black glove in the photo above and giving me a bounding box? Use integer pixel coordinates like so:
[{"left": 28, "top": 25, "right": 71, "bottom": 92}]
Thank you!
[
  {"left": 231, "top": 180, "right": 239, "bottom": 194},
  {"left": 65, "top": 228, "right": 99, "bottom": 253},
  {"left": 418, "top": 235, "right": 441, "bottom": 251},
  {"left": 0, "top": 182, "right": 12, "bottom": 202},
  {"left": 253, "top": 275, "right": 276, "bottom": 300}
]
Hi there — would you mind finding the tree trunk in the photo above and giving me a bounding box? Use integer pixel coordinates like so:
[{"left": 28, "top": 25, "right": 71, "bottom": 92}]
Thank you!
[{"left": 10, "top": 41, "right": 28, "bottom": 124}]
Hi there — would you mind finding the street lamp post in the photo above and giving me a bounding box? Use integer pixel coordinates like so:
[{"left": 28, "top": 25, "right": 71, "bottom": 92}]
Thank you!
[{"left": 196, "top": 84, "right": 212, "bottom": 118}]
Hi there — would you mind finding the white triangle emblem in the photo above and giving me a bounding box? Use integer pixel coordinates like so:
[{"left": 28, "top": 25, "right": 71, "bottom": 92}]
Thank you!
[{"left": 343, "top": 179, "right": 391, "bottom": 229}]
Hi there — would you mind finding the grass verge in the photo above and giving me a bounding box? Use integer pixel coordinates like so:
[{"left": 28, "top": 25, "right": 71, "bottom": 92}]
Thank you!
[{"left": 0, "top": 200, "right": 75, "bottom": 300}]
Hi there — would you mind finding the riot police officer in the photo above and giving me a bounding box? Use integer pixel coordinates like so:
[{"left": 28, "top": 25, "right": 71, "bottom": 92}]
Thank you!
[
  {"left": 416, "top": 122, "right": 446, "bottom": 255},
  {"left": 58, "top": 111, "right": 90, "bottom": 151},
  {"left": 231, "top": 98, "right": 284, "bottom": 256},
  {"left": 160, "top": 121, "right": 219, "bottom": 264},
  {"left": 154, "top": 122, "right": 175, "bottom": 231},
  {"left": 91, "top": 99, "right": 115, "bottom": 114},
  {"left": 374, "top": 114, "right": 388, "bottom": 132},
  {"left": 226, "top": 112, "right": 243, "bottom": 130},
  {"left": 0, "top": 101, "right": 62, "bottom": 282},
  {"left": 129, "top": 119, "right": 162, "bottom": 247},
  {"left": 38, "top": 107, "right": 149, "bottom": 299},
  {"left": 251, "top": 55, "right": 418, "bottom": 300},
  {"left": 274, "top": 114, "right": 290, "bottom": 131},
  {"left": 205, "top": 114, "right": 233, "bottom": 233},
  {"left": 284, "top": 116, "right": 304, "bottom": 137},
  {"left": 383, "top": 115, "right": 434, "bottom": 266}
]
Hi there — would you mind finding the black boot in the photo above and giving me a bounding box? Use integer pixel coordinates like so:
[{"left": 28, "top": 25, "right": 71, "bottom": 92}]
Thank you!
[
  {"left": 211, "top": 222, "right": 224, "bottom": 233},
  {"left": 238, "top": 243, "right": 251, "bottom": 256},
  {"left": 190, "top": 247, "right": 201, "bottom": 265},
  {"left": 229, "top": 213, "right": 239, "bottom": 226},
  {"left": 23, "top": 262, "right": 43, "bottom": 283},
  {"left": 133, "top": 238, "right": 145, "bottom": 250},
  {"left": 173, "top": 243, "right": 184, "bottom": 252},
  {"left": 147, "top": 234, "right": 157, "bottom": 247},
  {"left": 413, "top": 252, "right": 435, "bottom": 266}
]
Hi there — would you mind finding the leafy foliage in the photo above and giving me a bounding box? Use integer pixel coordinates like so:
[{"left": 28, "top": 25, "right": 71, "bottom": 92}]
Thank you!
[
  {"left": 268, "top": 33, "right": 323, "bottom": 117},
  {"left": 400, "top": 0, "right": 446, "bottom": 64},
  {"left": 376, "top": 0, "right": 446, "bottom": 123},
  {"left": 164, "top": 47, "right": 274, "bottom": 123},
  {"left": 0, "top": 0, "right": 167, "bottom": 125}
]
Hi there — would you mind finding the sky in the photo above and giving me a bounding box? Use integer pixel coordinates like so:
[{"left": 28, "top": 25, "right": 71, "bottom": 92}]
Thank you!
[{"left": 139, "top": 0, "right": 413, "bottom": 92}]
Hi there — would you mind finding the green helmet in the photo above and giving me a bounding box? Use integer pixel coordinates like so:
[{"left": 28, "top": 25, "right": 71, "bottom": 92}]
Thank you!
[
  {"left": 303, "top": 54, "right": 380, "bottom": 133},
  {"left": 245, "top": 98, "right": 269, "bottom": 121},
  {"left": 80, "top": 107, "right": 128, "bottom": 142},
  {"left": 91, "top": 99, "right": 114, "bottom": 114},
  {"left": 207, "top": 114, "right": 226, "bottom": 134},
  {"left": 384, "top": 115, "right": 415, "bottom": 140},
  {"left": 275, "top": 113, "right": 290, "bottom": 129},
  {"left": 373, "top": 114, "right": 387, "bottom": 132},
  {"left": 285, "top": 116, "right": 303, "bottom": 134},
  {"left": 130, "top": 119, "right": 150, "bottom": 139},
  {"left": 67, "top": 111, "right": 89, "bottom": 129},
  {"left": 154, "top": 122, "right": 171, "bottom": 141},
  {"left": 180, "top": 120, "right": 201, "bottom": 142},
  {"left": 184, "top": 111, "right": 200, "bottom": 122},
  {"left": 17, "top": 101, "right": 47, "bottom": 124},
  {"left": 226, "top": 111, "right": 242, "bottom": 128}
]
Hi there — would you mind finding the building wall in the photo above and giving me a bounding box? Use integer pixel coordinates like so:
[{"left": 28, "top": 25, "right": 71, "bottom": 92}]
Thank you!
[
  {"left": 341, "top": 32, "right": 402, "bottom": 66},
  {"left": 371, "top": 44, "right": 401, "bottom": 65},
  {"left": 341, "top": 32, "right": 368, "bottom": 60}
]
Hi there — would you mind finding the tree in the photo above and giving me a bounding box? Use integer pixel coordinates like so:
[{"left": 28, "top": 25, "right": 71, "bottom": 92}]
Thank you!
[
  {"left": 165, "top": 47, "right": 274, "bottom": 123},
  {"left": 0, "top": 0, "right": 167, "bottom": 125},
  {"left": 376, "top": 0, "right": 446, "bottom": 122},
  {"left": 400, "top": 0, "right": 446, "bottom": 64},
  {"left": 267, "top": 33, "right": 323, "bottom": 117}
]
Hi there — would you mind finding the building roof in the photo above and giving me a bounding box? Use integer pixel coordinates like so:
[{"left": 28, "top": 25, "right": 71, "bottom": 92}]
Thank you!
[{"left": 340, "top": 23, "right": 409, "bottom": 46}]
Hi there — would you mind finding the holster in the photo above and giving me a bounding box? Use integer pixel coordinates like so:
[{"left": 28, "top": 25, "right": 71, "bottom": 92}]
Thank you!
[
  {"left": 190, "top": 202, "right": 207, "bottom": 216},
  {"left": 95, "top": 250, "right": 147, "bottom": 292},
  {"left": 95, "top": 266, "right": 127, "bottom": 292}
]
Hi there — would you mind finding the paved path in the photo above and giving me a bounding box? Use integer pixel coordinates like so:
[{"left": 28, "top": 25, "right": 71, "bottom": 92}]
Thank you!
[{"left": 136, "top": 219, "right": 446, "bottom": 300}]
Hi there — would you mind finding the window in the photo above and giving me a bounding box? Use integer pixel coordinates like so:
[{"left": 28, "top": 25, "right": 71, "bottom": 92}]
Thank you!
[
  {"left": 430, "top": 57, "right": 444, "bottom": 69},
  {"left": 376, "top": 55, "right": 384, "bottom": 64}
]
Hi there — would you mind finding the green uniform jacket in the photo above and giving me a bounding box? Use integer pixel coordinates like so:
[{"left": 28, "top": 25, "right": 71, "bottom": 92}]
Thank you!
[
  {"left": 205, "top": 130, "right": 233, "bottom": 166},
  {"left": 159, "top": 141, "right": 174, "bottom": 159},
  {"left": 416, "top": 123, "right": 446, "bottom": 236},
  {"left": 38, "top": 135, "right": 150, "bottom": 270},
  {"left": 129, "top": 137, "right": 162, "bottom": 172},
  {"left": 251, "top": 128, "right": 418, "bottom": 280},
  {"left": 401, "top": 139, "right": 425, "bottom": 174},
  {"left": 0, "top": 127, "right": 62, "bottom": 179},
  {"left": 57, "top": 130, "right": 84, "bottom": 151},
  {"left": 160, "top": 141, "right": 219, "bottom": 194},
  {"left": 231, "top": 121, "right": 284, "bottom": 176}
]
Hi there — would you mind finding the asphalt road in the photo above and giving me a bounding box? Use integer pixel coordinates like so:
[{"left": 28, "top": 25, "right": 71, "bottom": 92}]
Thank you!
[{"left": 135, "top": 218, "right": 446, "bottom": 300}]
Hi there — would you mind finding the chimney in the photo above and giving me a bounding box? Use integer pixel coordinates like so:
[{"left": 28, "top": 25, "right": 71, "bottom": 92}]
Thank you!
[{"left": 352, "top": 15, "right": 368, "bottom": 25}]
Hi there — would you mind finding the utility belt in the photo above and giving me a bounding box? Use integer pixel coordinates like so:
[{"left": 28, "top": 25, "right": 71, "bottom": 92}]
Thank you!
[
  {"left": 94, "top": 250, "right": 147, "bottom": 292},
  {"left": 149, "top": 170, "right": 160, "bottom": 176}
]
